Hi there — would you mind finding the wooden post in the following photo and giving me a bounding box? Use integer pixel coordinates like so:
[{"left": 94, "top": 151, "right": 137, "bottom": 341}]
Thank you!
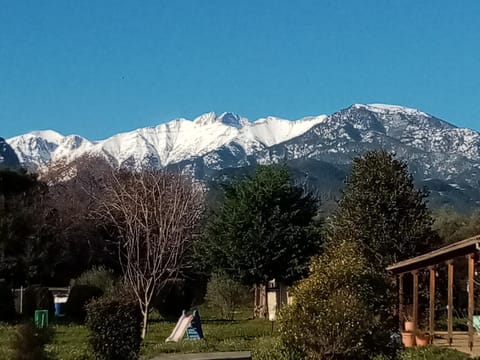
[
  {"left": 253, "top": 284, "right": 259, "bottom": 318},
  {"left": 399, "top": 273, "right": 405, "bottom": 332},
  {"left": 447, "top": 260, "right": 454, "bottom": 346},
  {"left": 412, "top": 270, "right": 419, "bottom": 331},
  {"left": 20, "top": 286, "right": 23, "bottom": 314},
  {"left": 264, "top": 280, "right": 269, "bottom": 319},
  {"left": 429, "top": 266, "right": 436, "bottom": 343},
  {"left": 468, "top": 254, "right": 475, "bottom": 351}
]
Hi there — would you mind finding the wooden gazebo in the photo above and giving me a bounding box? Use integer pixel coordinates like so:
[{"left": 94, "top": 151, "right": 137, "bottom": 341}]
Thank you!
[{"left": 387, "top": 235, "right": 480, "bottom": 352}]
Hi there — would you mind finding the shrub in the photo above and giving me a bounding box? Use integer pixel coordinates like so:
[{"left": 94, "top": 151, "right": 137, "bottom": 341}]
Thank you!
[
  {"left": 251, "top": 336, "right": 303, "bottom": 360},
  {"left": 71, "top": 266, "right": 117, "bottom": 293},
  {"left": 204, "top": 273, "right": 250, "bottom": 320},
  {"left": 153, "top": 278, "right": 196, "bottom": 321},
  {"left": 86, "top": 292, "right": 142, "bottom": 360},
  {"left": 23, "top": 287, "right": 54, "bottom": 319},
  {"left": 66, "top": 285, "right": 103, "bottom": 322},
  {"left": 10, "top": 321, "right": 54, "bottom": 360},
  {"left": 278, "top": 240, "right": 383, "bottom": 360},
  {"left": 0, "top": 282, "right": 16, "bottom": 322}
]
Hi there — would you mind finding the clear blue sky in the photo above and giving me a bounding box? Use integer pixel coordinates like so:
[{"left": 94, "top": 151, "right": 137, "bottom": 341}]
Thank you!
[{"left": 1, "top": 0, "right": 480, "bottom": 139}]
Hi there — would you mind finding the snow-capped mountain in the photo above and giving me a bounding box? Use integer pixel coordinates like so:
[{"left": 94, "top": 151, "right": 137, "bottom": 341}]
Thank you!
[
  {"left": 258, "top": 104, "right": 480, "bottom": 180},
  {"left": 5, "top": 104, "right": 480, "bottom": 210},
  {"left": 0, "top": 137, "right": 19, "bottom": 169},
  {"left": 6, "top": 112, "right": 327, "bottom": 169}
]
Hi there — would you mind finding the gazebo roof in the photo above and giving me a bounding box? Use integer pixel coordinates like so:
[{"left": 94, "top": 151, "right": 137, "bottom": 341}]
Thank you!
[{"left": 386, "top": 234, "right": 480, "bottom": 274}]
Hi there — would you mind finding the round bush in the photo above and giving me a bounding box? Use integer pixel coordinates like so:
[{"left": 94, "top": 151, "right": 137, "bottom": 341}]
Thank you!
[
  {"left": 278, "top": 241, "right": 389, "bottom": 359},
  {"left": 66, "top": 285, "right": 103, "bottom": 322},
  {"left": 71, "top": 266, "right": 117, "bottom": 293},
  {"left": 86, "top": 293, "right": 142, "bottom": 360},
  {"left": 23, "top": 287, "right": 54, "bottom": 319},
  {"left": 0, "top": 282, "right": 16, "bottom": 322},
  {"left": 153, "top": 279, "right": 196, "bottom": 320}
]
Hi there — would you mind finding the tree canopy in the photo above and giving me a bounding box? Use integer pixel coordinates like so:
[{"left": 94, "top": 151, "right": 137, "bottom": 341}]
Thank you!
[
  {"left": 433, "top": 207, "right": 480, "bottom": 245},
  {"left": 200, "top": 164, "right": 322, "bottom": 285},
  {"left": 327, "top": 150, "right": 437, "bottom": 272},
  {"left": 0, "top": 170, "right": 58, "bottom": 286}
]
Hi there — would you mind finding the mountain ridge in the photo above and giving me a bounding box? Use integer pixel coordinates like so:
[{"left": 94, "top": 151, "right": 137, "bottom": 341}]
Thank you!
[
  {"left": 5, "top": 103, "right": 480, "bottom": 211},
  {"left": 6, "top": 111, "right": 328, "bottom": 168}
]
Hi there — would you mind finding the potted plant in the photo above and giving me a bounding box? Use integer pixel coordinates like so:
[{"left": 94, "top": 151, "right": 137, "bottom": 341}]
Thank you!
[
  {"left": 401, "top": 331, "right": 416, "bottom": 347},
  {"left": 404, "top": 314, "right": 415, "bottom": 332},
  {"left": 414, "top": 329, "right": 430, "bottom": 346}
]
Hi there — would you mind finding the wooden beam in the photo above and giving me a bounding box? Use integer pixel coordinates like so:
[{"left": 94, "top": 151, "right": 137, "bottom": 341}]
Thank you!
[
  {"left": 399, "top": 273, "right": 404, "bottom": 332},
  {"left": 447, "top": 260, "right": 454, "bottom": 346},
  {"left": 412, "top": 270, "right": 419, "bottom": 331},
  {"left": 429, "top": 266, "right": 436, "bottom": 343},
  {"left": 468, "top": 254, "right": 475, "bottom": 351},
  {"left": 387, "top": 235, "right": 480, "bottom": 274}
]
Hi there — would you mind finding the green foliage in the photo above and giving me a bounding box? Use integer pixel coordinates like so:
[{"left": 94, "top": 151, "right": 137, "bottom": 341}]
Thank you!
[
  {"left": 66, "top": 285, "right": 103, "bottom": 323},
  {"left": 205, "top": 273, "right": 250, "bottom": 320},
  {"left": 86, "top": 293, "right": 142, "bottom": 360},
  {"left": 278, "top": 240, "right": 396, "bottom": 360},
  {"left": 23, "top": 287, "right": 54, "bottom": 319},
  {"left": 312, "top": 151, "right": 429, "bottom": 358},
  {"left": 71, "top": 266, "right": 117, "bottom": 293},
  {"left": 433, "top": 207, "right": 480, "bottom": 244},
  {"left": 397, "top": 346, "right": 470, "bottom": 360},
  {"left": 0, "top": 282, "right": 15, "bottom": 322},
  {"left": 153, "top": 278, "right": 199, "bottom": 321},
  {"left": 201, "top": 164, "right": 322, "bottom": 285},
  {"left": 328, "top": 150, "right": 437, "bottom": 272},
  {"left": 10, "top": 322, "right": 54, "bottom": 360},
  {"left": 251, "top": 336, "right": 303, "bottom": 360},
  {"left": 0, "top": 170, "right": 57, "bottom": 286}
]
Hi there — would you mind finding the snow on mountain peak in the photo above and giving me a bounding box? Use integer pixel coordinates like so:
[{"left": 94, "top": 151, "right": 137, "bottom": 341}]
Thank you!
[
  {"left": 27, "top": 130, "right": 65, "bottom": 143},
  {"left": 247, "top": 115, "right": 328, "bottom": 147},
  {"left": 353, "top": 103, "right": 429, "bottom": 117},
  {"left": 192, "top": 112, "right": 248, "bottom": 128},
  {"left": 217, "top": 112, "right": 249, "bottom": 128},
  {"left": 6, "top": 111, "right": 325, "bottom": 169}
]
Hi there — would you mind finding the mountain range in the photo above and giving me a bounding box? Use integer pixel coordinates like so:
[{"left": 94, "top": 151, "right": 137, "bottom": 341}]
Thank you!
[{"left": 4, "top": 104, "right": 480, "bottom": 211}]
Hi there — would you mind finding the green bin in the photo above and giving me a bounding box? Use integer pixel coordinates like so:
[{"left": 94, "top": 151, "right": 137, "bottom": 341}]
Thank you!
[{"left": 34, "top": 310, "right": 48, "bottom": 328}]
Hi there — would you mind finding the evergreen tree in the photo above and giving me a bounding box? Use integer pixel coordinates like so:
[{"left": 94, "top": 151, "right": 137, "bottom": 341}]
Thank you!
[
  {"left": 328, "top": 150, "right": 437, "bottom": 272},
  {"left": 200, "top": 164, "right": 321, "bottom": 285},
  {"left": 433, "top": 207, "right": 480, "bottom": 245}
]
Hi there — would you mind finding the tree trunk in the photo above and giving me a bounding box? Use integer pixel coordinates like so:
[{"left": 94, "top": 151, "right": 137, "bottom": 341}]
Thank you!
[
  {"left": 264, "top": 279, "right": 269, "bottom": 319},
  {"left": 141, "top": 310, "right": 148, "bottom": 339}
]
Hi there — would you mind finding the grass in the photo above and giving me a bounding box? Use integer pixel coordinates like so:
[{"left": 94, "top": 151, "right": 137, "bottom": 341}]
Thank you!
[{"left": 0, "top": 306, "right": 271, "bottom": 360}]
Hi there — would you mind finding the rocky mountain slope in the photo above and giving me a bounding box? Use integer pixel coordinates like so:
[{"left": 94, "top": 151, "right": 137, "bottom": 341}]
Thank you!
[
  {"left": 6, "top": 104, "right": 480, "bottom": 211},
  {"left": 0, "top": 137, "right": 19, "bottom": 169}
]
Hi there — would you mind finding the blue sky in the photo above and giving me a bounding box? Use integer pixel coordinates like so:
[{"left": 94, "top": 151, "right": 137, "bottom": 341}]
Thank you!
[{"left": 1, "top": 0, "right": 480, "bottom": 139}]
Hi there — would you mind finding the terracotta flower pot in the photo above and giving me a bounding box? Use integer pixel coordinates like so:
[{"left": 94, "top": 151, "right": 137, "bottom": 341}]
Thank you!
[
  {"left": 404, "top": 321, "right": 415, "bottom": 332},
  {"left": 415, "top": 334, "right": 430, "bottom": 346},
  {"left": 401, "top": 332, "right": 416, "bottom": 347}
]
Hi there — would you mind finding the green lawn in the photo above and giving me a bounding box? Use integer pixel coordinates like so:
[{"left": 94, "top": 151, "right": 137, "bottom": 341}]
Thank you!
[{"left": 0, "top": 307, "right": 271, "bottom": 360}]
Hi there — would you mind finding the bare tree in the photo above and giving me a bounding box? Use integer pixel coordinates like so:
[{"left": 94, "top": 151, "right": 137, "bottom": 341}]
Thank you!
[
  {"left": 97, "top": 169, "right": 204, "bottom": 338},
  {"left": 41, "top": 155, "right": 117, "bottom": 275}
]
